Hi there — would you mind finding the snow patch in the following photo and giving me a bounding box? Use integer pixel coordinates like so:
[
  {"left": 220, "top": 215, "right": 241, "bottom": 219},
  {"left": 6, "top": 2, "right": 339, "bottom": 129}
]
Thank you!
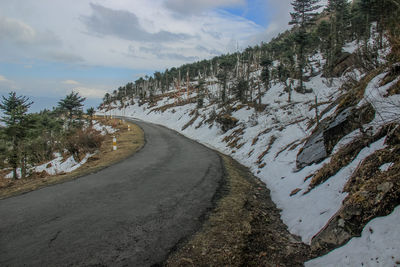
[
  {"left": 306, "top": 206, "right": 400, "bottom": 267},
  {"left": 5, "top": 153, "right": 96, "bottom": 178}
]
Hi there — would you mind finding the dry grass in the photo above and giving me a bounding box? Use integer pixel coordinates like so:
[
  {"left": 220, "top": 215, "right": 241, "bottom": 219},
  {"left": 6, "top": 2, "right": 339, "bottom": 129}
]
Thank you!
[
  {"left": 222, "top": 127, "right": 245, "bottom": 149},
  {"left": 166, "top": 155, "right": 311, "bottom": 266},
  {"left": 386, "top": 79, "right": 400, "bottom": 96},
  {"left": 181, "top": 111, "right": 200, "bottom": 131},
  {"left": 251, "top": 127, "right": 274, "bottom": 146},
  {"left": 150, "top": 96, "right": 197, "bottom": 113},
  {"left": 310, "top": 125, "right": 400, "bottom": 255},
  {"left": 256, "top": 136, "right": 277, "bottom": 165},
  {"left": 305, "top": 125, "right": 390, "bottom": 193},
  {"left": 166, "top": 155, "right": 253, "bottom": 266},
  {"left": 0, "top": 118, "right": 144, "bottom": 199},
  {"left": 337, "top": 69, "right": 383, "bottom": 112}
]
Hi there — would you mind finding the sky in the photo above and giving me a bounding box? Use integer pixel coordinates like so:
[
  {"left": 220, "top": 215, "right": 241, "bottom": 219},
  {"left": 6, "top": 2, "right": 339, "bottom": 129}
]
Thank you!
[{"left": 0, "top": 0, "right": 297, "bottom": 112}]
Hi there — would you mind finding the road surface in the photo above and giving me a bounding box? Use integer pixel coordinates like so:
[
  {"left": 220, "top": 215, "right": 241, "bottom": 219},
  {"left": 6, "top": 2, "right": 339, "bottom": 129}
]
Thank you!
[{"left": 0, "top": 119, "right": 222, "bottom": 266}]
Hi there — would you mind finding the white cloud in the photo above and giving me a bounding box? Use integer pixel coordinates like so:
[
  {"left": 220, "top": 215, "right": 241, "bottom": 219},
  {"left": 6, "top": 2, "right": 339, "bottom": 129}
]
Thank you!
[
  {"left": 0, "top": 16, "right": 36, "bottom": 44},
  {"left": 0, "top": 0, "right": 265, "bottom": 69},
  {"left": 62, "top": 80, "right": 80, "bottom": 85},
  {"left": 0, "top": 16, "right": 59, "bottom": 45},
  {"left": 0, "top": 75, "right": 18, "bottom": 91},
  {"left": 164, "top": 0, "right": 245, "bottom": 14},
  {"left": 0, "top": 75, "right": 9, "bottom": 82},
  {"left": 74, "top": 87, "right": 107, "bottom": 99}
]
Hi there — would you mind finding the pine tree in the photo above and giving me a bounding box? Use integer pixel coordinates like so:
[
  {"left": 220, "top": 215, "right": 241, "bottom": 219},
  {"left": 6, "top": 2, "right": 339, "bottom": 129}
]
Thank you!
[
  {"left": 217, "top": 57, "right": 235, "bottom": 103},
  {"left": 58, "top": 92, "right": 86, "bottom": 125},
  {"left": 87, "top": 107, "right": 95, "bottom": 125},
  {"left": 289, "top": 0, "right": 321, "bottom": 91},
  {"left": 0, "top": 92, "right": 33, "bottom": 179},
  {"left": 327, "top": 0, "right": 350, "bottom": 62}
]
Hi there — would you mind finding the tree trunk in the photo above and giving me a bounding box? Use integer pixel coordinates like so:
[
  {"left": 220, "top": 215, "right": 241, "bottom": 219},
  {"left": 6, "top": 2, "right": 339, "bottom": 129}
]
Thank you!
[{"left": 315, "top": 94, "right": 320, "bottom": 126}]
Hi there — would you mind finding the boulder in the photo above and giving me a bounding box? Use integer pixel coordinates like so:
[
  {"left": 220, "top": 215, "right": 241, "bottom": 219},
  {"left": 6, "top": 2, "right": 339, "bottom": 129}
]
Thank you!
[
  {"left": 296, "top": 103, "right": 375, "bottom": 170},
  {"left": 296, "top": 131, "right": 327, "bottom": 169}
]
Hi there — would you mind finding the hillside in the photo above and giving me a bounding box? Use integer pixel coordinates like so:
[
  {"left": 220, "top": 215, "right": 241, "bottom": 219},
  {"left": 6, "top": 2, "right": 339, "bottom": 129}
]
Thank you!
[{"left": 98, "top": 1, "right": 400, "bottom": 265}]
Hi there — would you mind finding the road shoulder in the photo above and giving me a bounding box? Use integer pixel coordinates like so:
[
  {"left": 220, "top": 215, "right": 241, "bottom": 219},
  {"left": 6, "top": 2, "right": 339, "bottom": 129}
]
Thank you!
[{"left": 166, "top": 154, "right": 312, "bottom": 266}]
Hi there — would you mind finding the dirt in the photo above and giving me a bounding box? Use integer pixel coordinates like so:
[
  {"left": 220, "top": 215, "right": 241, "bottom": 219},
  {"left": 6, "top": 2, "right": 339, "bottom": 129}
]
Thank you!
[
  {"left": 165, "top": 154, "right": 312, "bottom": 266},
  {"left": 0, "top": 117, "right": 144, "bottom": 199}
]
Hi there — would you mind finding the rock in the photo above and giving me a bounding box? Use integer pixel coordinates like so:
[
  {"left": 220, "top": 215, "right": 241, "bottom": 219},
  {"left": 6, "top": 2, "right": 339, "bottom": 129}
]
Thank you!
[
  {"left": 296, "top": 103, "right": 375, "bottom": 170},
  {"left": 296, "top": 131, "right": 327, "bottom": 169},
  {"left": 311, "top": 217, "right": 352, "bottom": 253}
]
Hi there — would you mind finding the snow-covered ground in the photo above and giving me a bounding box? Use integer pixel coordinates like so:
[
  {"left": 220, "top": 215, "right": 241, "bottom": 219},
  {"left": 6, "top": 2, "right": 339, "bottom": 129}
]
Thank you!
[
  {"left": 98, "top": 74, "right": 345, "bottom": 242},
  {"left": 92, "top": 120, "right": 117, "bottom": 135},
  {"left": 99, "top": 43, "right": 399, "bottom": 263},
  {"left": 5, "top": 152, "right": 95, "bottom": 178},
  {"left": 306, "top": 206, "right": 400, "bottom": 266}
]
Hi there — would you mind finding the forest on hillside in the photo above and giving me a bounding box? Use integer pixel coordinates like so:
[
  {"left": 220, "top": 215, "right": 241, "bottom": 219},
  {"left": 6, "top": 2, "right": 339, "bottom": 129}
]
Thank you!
[{"left": 100, "top": 0, "right": 400, "bottom": 111}]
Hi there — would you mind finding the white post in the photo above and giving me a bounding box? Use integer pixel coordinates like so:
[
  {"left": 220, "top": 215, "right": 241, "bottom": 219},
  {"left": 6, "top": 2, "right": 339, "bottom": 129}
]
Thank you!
[{"left": 113, "top": 136, "right": 117, "bottom": 151}]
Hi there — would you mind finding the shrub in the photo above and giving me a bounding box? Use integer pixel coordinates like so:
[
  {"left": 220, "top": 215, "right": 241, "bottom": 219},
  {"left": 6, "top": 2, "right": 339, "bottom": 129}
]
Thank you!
[{"left": 65, "top": 128, "right": 104, "bottom": 159}]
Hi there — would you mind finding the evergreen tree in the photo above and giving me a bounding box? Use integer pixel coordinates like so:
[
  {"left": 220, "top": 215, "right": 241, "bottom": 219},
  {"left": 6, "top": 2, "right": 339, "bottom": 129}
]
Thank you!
[
  {"left": 196, "top": 78, "right": 206, "bottom": 108},
  {"left": 58, "top": 92, "right": 86, "bottom": 125},
  {"left": 217, "top": 57, "right": 235, "bottom": 103},
  {"left": 316, "top": 20, "right": 332, "bottom": 62},
  {"left": 260, "top": 57, "right": 273, "bottom": 91},
  {"left": 87, "top": 107, "right": 95, "bottom": 125},
  {"left": 289, "top": 0, "right": 321, "bottom": 91},
  {"left": 233, "top": 78, "right": 249, "bottom": 103},
  {"left": 0, "top": 92, "right": 33, "bottom": 179},
  {"left": 327, "top": 0, "right": 350, "bottom": 64}
]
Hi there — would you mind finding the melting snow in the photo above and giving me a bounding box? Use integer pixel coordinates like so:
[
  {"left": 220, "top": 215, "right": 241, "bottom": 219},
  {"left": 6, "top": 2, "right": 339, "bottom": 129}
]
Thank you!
[{"left": 5, "top": 153, "right": 96, "bottom": 178}]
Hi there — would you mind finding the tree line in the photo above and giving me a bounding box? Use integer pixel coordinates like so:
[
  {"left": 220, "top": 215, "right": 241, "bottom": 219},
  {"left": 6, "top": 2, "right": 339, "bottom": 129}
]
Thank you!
[
  {"left": 100, "top": 0, "right": 399, "bottom": 110},
  {"left": 0, "top": 92, "right": 100, "bottom": 179}
]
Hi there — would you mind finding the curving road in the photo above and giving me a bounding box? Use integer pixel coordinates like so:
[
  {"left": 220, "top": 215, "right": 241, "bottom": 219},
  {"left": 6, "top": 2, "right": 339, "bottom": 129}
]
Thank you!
[{"left": 0, "top": 119, "right": 222, "bottom": 266}]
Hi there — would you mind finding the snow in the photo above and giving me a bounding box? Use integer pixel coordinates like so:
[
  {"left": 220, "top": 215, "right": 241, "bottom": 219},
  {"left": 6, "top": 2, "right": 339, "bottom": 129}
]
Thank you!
[
  {"left": 280, "top": 137, "right": 386, "bottom": 243},
  {"left": 379, "top": 162, "right": 393, "bottom": 172},
  {"left": 98, "top": 46, "right": 399, "bottom": 263},
  {"left": 99, "top": 72, "right": 349, "bottom": 243},
  {"left": 5, "top": 152, "right": 96, "bottom": 178},
  {"left": 92, "top": 120, "right": 117, "bottom": 135},
  {"left": 343, "top": 40, "right": 358, "bottom": 54},
  {"left": 359, "top": 73, "right": 400, "bottom": 126},
  {"left": 306, "top": 206, "right": 400, "bottom": 267}
]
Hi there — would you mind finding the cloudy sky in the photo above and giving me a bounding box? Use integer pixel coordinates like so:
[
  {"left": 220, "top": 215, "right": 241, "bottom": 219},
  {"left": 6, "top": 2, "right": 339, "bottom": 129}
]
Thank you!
[{"left": 0, "top": 0, "right": 296, "bottom": 111}]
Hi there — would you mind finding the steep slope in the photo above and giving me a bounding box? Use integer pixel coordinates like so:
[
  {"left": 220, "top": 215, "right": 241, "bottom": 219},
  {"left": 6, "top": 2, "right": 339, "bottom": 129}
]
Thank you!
[{"left": 98, "top": 15, "right": 400, "bottom": 265}]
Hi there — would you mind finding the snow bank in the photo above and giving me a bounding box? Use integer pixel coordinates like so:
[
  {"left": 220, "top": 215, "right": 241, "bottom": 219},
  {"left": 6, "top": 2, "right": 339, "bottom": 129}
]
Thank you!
[
  {"left": 5, "top": 152, "right": 96, "bottom": 178},
  {"left": 306, "top": 206, "right": 400, "bottom": 267}
]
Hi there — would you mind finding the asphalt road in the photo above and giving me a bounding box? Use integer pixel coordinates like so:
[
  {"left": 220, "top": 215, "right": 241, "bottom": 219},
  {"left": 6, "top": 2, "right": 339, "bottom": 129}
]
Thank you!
[{"left": 0, "top": 119, "right": 222, "bottom": 266}]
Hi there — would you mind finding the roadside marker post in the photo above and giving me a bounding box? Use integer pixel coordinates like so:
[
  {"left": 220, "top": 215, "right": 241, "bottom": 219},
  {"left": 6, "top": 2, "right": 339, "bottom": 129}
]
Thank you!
[
  {"left": 113, "top": 136, "right": 117, "bottom": 151},
  {"left": 128, "top": 124, "right": 131, "bottom": 131}
]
